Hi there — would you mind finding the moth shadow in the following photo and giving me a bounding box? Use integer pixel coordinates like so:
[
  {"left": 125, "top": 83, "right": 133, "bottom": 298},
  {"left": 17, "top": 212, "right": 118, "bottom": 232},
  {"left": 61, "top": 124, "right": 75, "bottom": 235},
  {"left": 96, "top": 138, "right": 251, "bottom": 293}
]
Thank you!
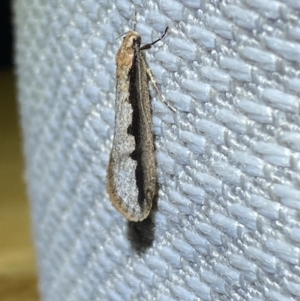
[{"left": 126, "top": 195, "right": 158, "bottom": 253}]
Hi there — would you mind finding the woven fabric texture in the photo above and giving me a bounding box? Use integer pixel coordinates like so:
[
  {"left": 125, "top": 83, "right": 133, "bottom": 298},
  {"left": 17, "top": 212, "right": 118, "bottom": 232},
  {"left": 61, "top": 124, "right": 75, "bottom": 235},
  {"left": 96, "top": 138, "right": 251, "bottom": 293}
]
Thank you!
[{"left": 14, "top": 0, "right": 300, "bottom": 300}]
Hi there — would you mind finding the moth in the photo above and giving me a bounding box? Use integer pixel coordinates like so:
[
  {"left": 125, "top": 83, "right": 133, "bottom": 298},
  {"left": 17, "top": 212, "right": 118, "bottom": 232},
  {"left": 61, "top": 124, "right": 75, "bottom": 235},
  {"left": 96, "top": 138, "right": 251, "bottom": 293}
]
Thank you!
[{"left": 107, "top": 28, "right": 169, "bottom": 222}]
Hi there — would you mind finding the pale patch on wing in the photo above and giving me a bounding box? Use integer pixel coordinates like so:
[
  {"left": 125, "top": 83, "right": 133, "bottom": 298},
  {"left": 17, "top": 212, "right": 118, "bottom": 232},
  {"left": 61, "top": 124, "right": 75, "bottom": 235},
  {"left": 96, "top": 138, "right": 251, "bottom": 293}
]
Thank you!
[
  {"left": 114, "top": 156, "right": 138, "bottom": 210},
  {"left": 109, "top": 89, "right": 141, "bottom": 216},
  {"left": 113, "top": 90, "right": 134, "bottom": 155}
]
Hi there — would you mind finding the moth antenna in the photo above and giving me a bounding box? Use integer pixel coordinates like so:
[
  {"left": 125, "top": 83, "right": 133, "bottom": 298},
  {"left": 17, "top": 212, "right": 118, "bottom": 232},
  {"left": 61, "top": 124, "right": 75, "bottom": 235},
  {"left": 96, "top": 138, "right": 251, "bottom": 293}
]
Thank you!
[
  {"left": 140, "top": 27, "right": 169, "bottom": 50},
  {"left": 116, "top": 32, "right": 128, "bottom": 40}
]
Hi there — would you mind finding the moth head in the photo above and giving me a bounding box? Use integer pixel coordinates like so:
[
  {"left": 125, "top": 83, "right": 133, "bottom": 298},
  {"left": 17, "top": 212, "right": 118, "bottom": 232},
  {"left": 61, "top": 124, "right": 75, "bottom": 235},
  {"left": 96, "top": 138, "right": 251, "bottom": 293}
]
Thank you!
[{"left": 123, "top": 31, "right": 141, "bottom": 49}]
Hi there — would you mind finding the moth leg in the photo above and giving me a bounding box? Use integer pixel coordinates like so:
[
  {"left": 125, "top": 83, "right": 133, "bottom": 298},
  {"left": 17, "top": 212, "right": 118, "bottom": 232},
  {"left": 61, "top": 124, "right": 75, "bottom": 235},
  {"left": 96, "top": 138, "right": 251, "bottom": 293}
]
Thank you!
[{"left": 145, "top": 66, "right": 176, "bottom": 112}]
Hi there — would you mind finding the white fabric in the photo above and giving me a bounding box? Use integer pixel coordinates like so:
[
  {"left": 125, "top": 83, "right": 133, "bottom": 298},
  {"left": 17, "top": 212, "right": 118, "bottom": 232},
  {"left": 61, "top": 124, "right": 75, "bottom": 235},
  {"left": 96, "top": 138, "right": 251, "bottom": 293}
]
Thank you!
[{"left": 14, "top": 0, "right": 300, "bottom": 300}]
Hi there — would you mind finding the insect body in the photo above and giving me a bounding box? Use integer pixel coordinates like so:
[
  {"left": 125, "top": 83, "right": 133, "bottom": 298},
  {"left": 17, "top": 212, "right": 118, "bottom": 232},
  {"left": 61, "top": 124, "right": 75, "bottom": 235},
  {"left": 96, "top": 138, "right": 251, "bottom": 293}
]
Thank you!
[{"left": 107, "top": 28, "right": 168, "bottom": 221}]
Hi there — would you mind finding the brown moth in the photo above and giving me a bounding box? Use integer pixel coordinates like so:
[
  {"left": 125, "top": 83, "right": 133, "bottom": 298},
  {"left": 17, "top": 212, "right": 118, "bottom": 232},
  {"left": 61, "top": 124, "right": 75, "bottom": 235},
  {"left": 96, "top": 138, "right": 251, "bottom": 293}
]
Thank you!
[{"left": 107, "top": 28, "right": 170, "bottom": 221}]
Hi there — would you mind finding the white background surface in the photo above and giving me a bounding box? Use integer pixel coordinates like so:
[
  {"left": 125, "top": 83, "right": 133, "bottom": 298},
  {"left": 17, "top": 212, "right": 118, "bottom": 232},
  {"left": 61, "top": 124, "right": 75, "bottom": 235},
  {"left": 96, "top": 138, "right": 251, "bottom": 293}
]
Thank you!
[{"left": 14, "top": 0, "right": 300, "bottom": 300}]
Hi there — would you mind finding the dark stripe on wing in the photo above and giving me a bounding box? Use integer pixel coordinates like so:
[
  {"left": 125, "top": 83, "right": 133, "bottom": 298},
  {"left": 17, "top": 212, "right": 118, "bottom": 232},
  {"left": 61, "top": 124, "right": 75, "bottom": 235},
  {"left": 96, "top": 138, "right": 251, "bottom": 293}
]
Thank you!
[{"left": 128, "top": 37, "right": 145, "bottom": 207}]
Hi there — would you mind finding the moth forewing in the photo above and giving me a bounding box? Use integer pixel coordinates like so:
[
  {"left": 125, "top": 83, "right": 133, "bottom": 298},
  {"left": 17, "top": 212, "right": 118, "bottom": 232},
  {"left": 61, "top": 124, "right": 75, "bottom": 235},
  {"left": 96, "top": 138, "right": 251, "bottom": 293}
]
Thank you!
[
  {"left": 107, "top": 30, "right": 159, "bottom": 222},
  {"left": 107, "top": 28, "right": 169, "bottom": 221}
]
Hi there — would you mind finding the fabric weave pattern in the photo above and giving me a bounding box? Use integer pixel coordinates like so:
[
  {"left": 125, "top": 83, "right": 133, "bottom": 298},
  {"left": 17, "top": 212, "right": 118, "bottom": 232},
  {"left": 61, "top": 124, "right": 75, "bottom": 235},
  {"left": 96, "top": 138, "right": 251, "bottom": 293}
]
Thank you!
[{"left": 14, "top": 0, "right": 300, "bottom": 300}]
